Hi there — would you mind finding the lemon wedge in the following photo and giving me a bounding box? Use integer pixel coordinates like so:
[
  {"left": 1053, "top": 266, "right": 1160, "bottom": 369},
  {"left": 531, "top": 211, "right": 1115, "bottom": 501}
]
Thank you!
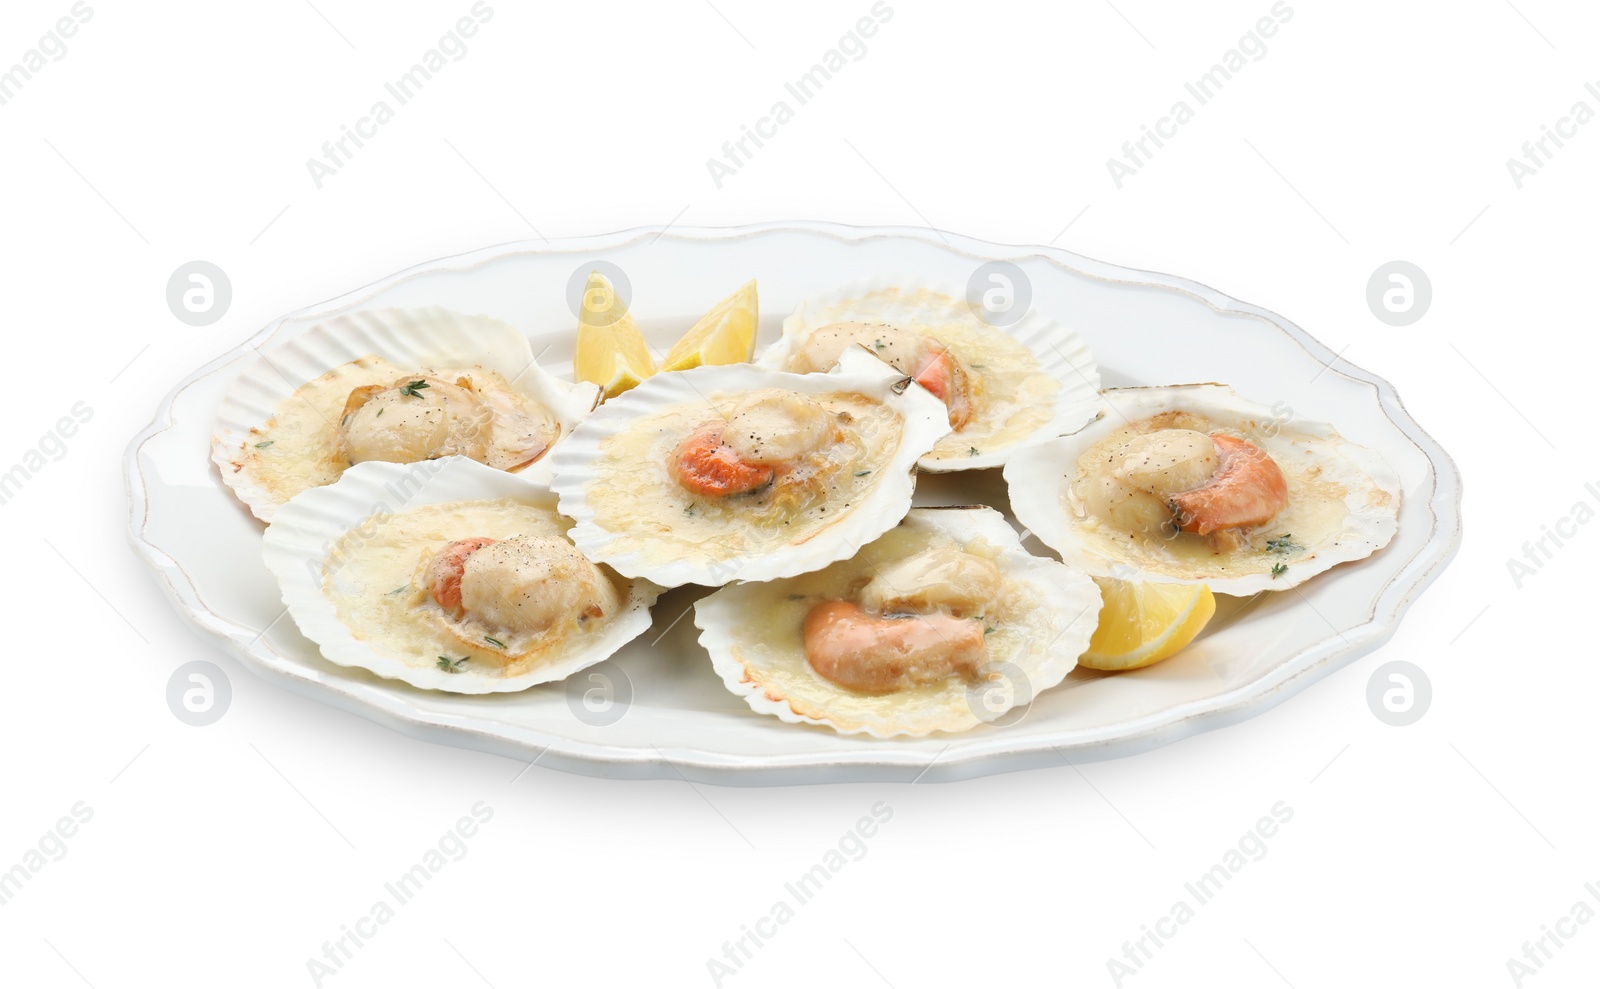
[
  {"left": 659, "top": 279, "right": 759, "bottom": 373},
  {"left": 1080, "top": 577, "right": 1216, "bottom": 671},
  {"left": 574, "top": 271, "right": 656, "bottom": 399}
]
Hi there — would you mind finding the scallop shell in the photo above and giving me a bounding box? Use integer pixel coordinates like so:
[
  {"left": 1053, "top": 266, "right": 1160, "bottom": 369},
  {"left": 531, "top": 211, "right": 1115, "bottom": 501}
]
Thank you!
[
  {"left": 1004, "top": 384, "right": 1402, "bottom": 595},
  {"left": 549, "top": 347, "right": 951, "bottom": 588},
  {"left": 212, "top": 307, "right": 601, "bottom": 522},
  {"left": 757, "top": 277, "right": 1103, "bottom": 470},
  {"left": 694, "top": 506, "right": 1102, "bottom": 737},
  {"left": 261, "top": 457, "right": 661, "bottom": 694}
]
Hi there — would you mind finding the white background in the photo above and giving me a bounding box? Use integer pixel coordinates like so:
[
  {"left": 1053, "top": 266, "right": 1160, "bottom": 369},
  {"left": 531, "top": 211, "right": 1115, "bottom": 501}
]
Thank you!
[{"left": 1, "top": 0, "right": 1594, "bottom": 986}]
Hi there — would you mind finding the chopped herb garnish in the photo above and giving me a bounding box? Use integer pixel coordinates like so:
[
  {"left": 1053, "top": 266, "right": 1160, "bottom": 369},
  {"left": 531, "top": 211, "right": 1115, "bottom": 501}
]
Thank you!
[
  {"left": 970, "top": 363, "right": 986, "bottom": 370},
  {"left": 1265, "top": 534, "right": 1301, "bottom": 555},
  {"left": 437, "top": 656, "right": 469, "bottom": 672},
  {"left": 683, "top": 504, "right": 696, "bottom": 516},
  {"left": 874, "top": 339, "right": 887, "bottom": 349},
  {"left": 388, "top": 586, "right": 408, "bottom": 595},
  {"left": 1270, "top": 562, "right": 1288, "bottom": 579},
  {"left": 786, "top": 594, "right": 806, "bottom": 601},
  {"left": 254, "top": 440, "right": 274, "bottom": 449},
  {"left": 375, "top": 407, "right": 384, "bottom": 418},
  {"left": 400, "top": 379, "right": 430, "bottom": 398},
  {"left": 984, "top": 625, "right": 997, "bottom": 636},
  {"left": 854, "top": 470, "right": 872, "bottom": 477},
  {"left": 484, "top": 636, "right": 506, "bottom": 649},
  {"left": 968, "top": 446, "right": 981, "bottom": 457}
]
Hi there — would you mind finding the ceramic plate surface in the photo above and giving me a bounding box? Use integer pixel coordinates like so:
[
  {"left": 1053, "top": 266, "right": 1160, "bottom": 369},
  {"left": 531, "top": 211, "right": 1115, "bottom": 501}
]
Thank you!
[{"left": 126, "top": 222, "right": 1461, "bottom": 785}]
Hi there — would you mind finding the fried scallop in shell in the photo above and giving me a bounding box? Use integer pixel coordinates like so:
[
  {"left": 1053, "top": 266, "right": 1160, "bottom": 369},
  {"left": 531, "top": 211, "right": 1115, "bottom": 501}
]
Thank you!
[
  {"left": 261, "top": 458, "right": 660, "bottom": 694},
  {"left": 757, "top": 278, "right": 1102, "bottom": 470},
  {"left": 549, "top": 347, "right": 951, "bottom": 588},
  {"left": 213, "top": 307, "right": 601, "bottom": 521},
  {"left": 1005, "top": 385, "right": 1402, "bottom": 595},
  {"left": 694, "top": 507, "right": 1101, "bottom": 737}
]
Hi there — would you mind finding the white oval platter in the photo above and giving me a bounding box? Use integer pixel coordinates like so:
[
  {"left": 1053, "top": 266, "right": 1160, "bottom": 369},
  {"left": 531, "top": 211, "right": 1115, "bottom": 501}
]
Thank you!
[{"left": 124, "top": 222, "right": 1462, "bottom": 785}]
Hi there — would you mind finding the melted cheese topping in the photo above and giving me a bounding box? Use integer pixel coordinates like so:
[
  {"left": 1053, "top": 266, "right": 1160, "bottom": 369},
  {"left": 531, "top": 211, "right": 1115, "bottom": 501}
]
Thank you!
[
  {"left": 920, "top": 320, "right": 1057, "bottom": 460},
  {"left": 858, "top": 542, "right": 1002, "bottom": 615},
  {"left": 323, "top": 498, "right": 626, "bottom": 678},
  {"left": 783, "top": 293, "right": 1061, "bottom": 460},
  {"left": 1066, "top": 411, "right": 1353, "bottom": 581},
  {"left": 791, "top": 323, "right": 924, "bottom": 377},
  {"left": 340, "top": 376, "right": 493, "bottom": 465},
  {"left": 715, "top": 524, "right": 1048, "bottom": 727},
  {"left": 234, "top": 357, "right": 557, "bottom": 506},
  {"left": 584, "top": 388, "right": 903, "bottom": 568},
  {"left": 721, "top": 392, "right": 835, "bottom": 464},
  {"left": 453, "top": 535, "right": 619, "bottom": 650}
]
